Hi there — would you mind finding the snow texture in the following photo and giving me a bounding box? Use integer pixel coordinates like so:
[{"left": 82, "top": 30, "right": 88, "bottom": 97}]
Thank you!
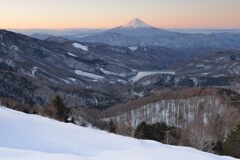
[
  {"left": 0, "top": 106, "right": 237, "bottom": 160},
  {"left": 131, "top": 71, "right": 176, "bottom": 82},
  {"left": 100, "top": 68, "right": 126, "bottom": 77},
  {"left": 128, "top": 46, "right": 138, "bottom": 51},
  {"left": 72, "top": 43, "right": 88, "bottom": 51},
  {"left": 68, "top": 78, "right": 76, "bottom": 82},
  {"left": 75, "top": 70, "right": 104, "bottom": 80},
  {"left": 67, "top": 52, "right": 78, "bottom": 57},
  {"left": 121, "top": 18, "right": 152, "bottom": 28}
]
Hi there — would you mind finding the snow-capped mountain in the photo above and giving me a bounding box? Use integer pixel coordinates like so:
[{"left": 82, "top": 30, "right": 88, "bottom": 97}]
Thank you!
[
  {"left": 76, "top": 18, "right": 176, "bottom": 46},
  {"left": 22, "top": 18, "right": 240, "bottom": 50},
  {"left": 0, "top": 106, "right": 237, "bottom": 160},
  {"left": 76, "top": 18, "right": 240, "bottom": 49},
  {"left": 120, "top": 18, "right": 152, "bottom": 28}
]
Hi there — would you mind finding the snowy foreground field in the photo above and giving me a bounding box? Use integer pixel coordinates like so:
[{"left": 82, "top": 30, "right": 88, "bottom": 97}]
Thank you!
[{"left": 0, "top": 106, "right": 238, "bottom": 160}]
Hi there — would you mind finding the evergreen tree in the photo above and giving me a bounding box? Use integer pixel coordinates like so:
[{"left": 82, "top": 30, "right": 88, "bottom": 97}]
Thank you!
[
  {"left": 212, "top": 141, "right": 223, "bottom": 154},
  {"left": 153, "top": 122, "right": 169, "bottom": 142},
  {"left": 109, "top": 120, "right": 116, "bottom": 133},
  {"left": 134, "top": 122, "right": 171, "bottom": 143},
  {"left": 52, "top": 95, "right": 70, "bottom": 121},
  {"left": 222, "top": 124, "right": 240, "bottom": 158},
  {"left": 134, "top": 122, "right": 148, "bottom": 139}
]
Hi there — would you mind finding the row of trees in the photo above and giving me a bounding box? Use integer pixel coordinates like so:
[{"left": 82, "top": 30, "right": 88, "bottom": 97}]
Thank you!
[
  {"left": 100, "top": 87, "right": 236, "bottom": 119},
  {"left": 133, "top": 121, "right": 240, "bottom": 158},
  {"left": 134, "top": 122, "right": 179, "bottom": 145}
]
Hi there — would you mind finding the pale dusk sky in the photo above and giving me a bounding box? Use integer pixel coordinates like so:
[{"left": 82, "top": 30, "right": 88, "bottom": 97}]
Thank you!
[{"left": 0, "top": 0, "right": 240, "bottom": 29}]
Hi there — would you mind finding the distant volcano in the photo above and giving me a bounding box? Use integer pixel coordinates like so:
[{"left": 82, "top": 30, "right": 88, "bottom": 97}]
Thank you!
[{"left": 120, "top": 18, "right": 153, "bottom": 28}]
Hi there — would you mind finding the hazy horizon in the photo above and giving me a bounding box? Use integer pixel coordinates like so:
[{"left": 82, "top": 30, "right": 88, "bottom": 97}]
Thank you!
[{"left": 1, "top": 0, "right": 240, "bottom": 29}]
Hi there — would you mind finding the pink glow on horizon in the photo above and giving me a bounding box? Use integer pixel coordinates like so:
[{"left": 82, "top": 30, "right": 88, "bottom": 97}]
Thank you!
[{"left": 0, "top": 0, "right": 240, "bottom": 29}]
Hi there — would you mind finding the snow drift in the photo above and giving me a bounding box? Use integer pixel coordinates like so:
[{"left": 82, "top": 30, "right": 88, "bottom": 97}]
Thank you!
[{"left": 0, "top": 106, "right": 237, "bottom": 160}]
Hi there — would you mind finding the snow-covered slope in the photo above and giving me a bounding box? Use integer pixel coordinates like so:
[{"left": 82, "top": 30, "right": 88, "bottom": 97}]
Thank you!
[{"left": 0, "top": 106, "right": 237, "bottom": 160}]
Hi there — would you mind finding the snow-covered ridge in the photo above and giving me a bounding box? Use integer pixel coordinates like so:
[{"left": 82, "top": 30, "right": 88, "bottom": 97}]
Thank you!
[
  {"left": 0, "top": 107, "right": 236, "bottom": 160},
  {"left": 72, "top": 42, "right": 88, "bottom": 51}
]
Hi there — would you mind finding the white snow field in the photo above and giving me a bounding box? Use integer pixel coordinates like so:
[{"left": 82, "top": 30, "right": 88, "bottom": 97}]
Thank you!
[
  {"left": 0, "top": 106, "right": 237, "bottom": 160},
  {"left": 72, "top": 42, "right": 88, "bottom": 51},
  {"left": 131, "top": 71, "right": 176, "bottom": 82}
]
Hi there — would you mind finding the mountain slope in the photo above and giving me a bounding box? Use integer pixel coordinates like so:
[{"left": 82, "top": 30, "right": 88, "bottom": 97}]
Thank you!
[
  {"left": 1, "top": 29, "right": 240, "bottom": 109},
  {"left": 176, "top": 50, "right": 240, "bottom": 77},
  {"left": 100, "top": 88, "right": 240, "bottom": 146},
  {"left": 0, "top": 29, "right": 183, "bottom": 107},
  {"left": 0, "top": 106, "right": 237, "bottom": 160}
]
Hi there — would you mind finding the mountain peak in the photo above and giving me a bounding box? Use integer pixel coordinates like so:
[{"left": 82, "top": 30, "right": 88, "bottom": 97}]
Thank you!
[{"left": 121, "top": 18, "right": 152, "bottom": 28}]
